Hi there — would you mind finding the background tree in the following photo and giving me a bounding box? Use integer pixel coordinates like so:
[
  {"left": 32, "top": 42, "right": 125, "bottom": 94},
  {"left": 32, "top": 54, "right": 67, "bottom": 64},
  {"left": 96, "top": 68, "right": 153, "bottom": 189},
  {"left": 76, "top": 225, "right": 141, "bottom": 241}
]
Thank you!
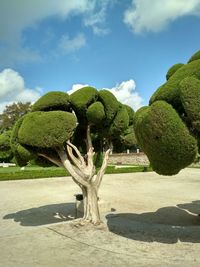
[
  {"left": 134, "top": 50, "right": 200, "bottom": 175},
  {"left": 11, "top": 88, "right": 135, "bottom": 225},
  {"left": 0, "top": 102, "right": 32, "bottom": 133},
  {"left": 0, "top": 130, "right": 13, "bottom": 162}
]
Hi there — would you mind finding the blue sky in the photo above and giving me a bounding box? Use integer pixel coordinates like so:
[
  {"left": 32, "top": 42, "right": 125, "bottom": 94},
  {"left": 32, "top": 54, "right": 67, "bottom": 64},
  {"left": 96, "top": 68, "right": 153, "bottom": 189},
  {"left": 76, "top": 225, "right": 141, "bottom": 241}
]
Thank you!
[{"left": 0, "top": 0, "right": 200, "bottom": 112}]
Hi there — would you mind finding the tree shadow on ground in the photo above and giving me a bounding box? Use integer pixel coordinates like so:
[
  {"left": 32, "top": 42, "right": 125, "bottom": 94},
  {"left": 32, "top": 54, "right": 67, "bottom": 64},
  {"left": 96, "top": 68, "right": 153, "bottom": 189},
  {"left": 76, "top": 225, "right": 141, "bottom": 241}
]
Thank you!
[
  {"left": 3, "top": 203, "right": 82, "bottom": 226},
  {"left": 106, "top": 201, "right": 200, "bottom": 244}
]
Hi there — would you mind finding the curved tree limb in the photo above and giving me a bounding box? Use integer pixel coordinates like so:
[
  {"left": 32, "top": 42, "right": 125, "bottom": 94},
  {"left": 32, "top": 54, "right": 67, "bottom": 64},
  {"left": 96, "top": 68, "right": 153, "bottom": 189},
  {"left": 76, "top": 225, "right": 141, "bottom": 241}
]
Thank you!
[
  {"left": 66, "top": 140, "right": 86, "bottom": 167},
  {"left": 67, "top": 144, "right": 83, "bottom": 170},
  {"left": 56, "top": 146, "right": 89, "bottom": 187},
  {"left": 38, "top": 153, "right": 63, "bottom": 167},
  {"left": 94, "top": 149, "right": 111, "bottom": 189}
]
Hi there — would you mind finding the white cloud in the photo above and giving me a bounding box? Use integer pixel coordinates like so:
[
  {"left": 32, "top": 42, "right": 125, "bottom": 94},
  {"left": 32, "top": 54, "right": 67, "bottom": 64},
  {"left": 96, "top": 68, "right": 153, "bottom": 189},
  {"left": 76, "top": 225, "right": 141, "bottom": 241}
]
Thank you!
[
  {"left": 58, "top": 33, "right": 86, "bottom": 54},
  {"left": 0, "top": 69, "right": 41, "bottom": 113},
  {"left": 104, "top": 79, "right": 143, "bottom": 111},
  {"left": 83, "top": 0, "right": 111, "bottom": 36},
  {"left": 124, "top": 0, "right": 200, "bottom": 33},
  {"left": 0, "top": 0, "right": 112, "bottom": 64}
]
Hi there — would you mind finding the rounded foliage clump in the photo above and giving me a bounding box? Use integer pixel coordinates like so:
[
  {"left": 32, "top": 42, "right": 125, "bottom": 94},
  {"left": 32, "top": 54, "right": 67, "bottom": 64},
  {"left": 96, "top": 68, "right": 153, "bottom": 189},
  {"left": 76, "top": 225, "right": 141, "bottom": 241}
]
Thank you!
[
  {"left": 188, "top": 50, "right": 200, "bottom": 63},
  {"left": 98, "top": 90, "right": 120, "bottom": 124},
  {"left": 124, "top": 104, "right": 135, "bottom": 125},
  {"left": 32, "top": 91, "right": 70, "bottom": 112},
  {"left": 0, "top": 132, "right": 12, "bottom": 161},
  {"left": 134, "top": 101, "right": 197, "bottom": 175},
  {"left": 109, "top": 105, "right": 129, "bottom": 136},
  {"left": 10, "top": 117, "right": 36, "bottom": 166},
  {"left": 166, "top": 63, "right": 184, "bottom": 80},
  {"left": 150, "top": 59, "right": 200, "bottom": 109},
  {"left": 18, "top": 111, "right": 77, "bottom": 148},
  {"left": 122, "top": 131, "right": 137, "bottom": 148},
  {"left": 69, "top": 87, "right": 98, "bottom": 116},
  {"left": 180, "top": 77, "right": 200, "bottom": 132},
  {"left": 86, "top": 101, "right": 105, "bottom": 125}
]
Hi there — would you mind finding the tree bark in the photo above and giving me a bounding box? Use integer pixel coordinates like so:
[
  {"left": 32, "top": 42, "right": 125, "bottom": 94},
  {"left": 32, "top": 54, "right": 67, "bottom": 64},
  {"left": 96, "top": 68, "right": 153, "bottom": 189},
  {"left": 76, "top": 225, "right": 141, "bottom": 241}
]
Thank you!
[{"left": 52, "top": 126, "right": 111, "bottom": 225}]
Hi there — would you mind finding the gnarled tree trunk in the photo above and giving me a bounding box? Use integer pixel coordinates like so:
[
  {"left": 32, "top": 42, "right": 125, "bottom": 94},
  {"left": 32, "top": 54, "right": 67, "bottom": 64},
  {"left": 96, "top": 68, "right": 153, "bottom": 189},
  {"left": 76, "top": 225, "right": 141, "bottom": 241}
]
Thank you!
[{"left": 51, "top": 125, "right": 111, "bottom": 225}]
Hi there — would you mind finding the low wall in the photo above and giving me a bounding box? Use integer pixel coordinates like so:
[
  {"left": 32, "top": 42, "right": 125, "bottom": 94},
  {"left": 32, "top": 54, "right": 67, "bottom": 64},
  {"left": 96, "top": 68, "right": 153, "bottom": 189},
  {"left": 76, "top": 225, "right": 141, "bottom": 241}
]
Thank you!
[{"left": 108, "top": 153, "right": 149, "bottom": 166}]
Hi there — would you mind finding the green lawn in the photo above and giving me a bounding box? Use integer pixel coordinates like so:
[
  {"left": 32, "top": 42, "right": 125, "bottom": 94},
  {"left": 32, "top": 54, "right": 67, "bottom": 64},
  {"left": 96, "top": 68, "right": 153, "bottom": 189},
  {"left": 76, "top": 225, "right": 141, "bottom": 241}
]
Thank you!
[{"left": 0, "top": 165, "right": 152, "bottom": 181}]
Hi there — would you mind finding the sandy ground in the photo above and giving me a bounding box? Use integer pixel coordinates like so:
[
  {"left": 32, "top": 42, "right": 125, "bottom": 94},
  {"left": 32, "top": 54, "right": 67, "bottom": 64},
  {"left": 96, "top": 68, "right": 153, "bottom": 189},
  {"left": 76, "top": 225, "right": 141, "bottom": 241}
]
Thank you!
[{"left": 0, "top": 168, "right": 200, "bottom": 266}]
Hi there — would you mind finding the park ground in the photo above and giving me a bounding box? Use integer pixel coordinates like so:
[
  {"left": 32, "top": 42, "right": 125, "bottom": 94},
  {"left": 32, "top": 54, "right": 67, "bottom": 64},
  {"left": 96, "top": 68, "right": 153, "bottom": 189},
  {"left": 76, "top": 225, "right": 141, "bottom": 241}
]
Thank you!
[{"left": 0, "top": 168, "right": 200, "bottom": 267}]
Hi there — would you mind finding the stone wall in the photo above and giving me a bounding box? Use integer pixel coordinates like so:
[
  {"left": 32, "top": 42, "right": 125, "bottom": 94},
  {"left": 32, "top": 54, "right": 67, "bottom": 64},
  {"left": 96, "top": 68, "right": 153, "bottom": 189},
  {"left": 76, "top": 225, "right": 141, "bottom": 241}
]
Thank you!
[{"left": 108, "top": 152, "right": 149, "bottom": 166}]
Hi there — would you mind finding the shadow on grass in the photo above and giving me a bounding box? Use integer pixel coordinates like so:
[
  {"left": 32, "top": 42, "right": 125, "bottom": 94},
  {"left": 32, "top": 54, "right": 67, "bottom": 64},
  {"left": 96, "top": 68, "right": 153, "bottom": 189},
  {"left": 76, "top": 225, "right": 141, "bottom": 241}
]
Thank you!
[
  {"left": 106, "top": 201, "right": 200, "bottom": 244},
  {"left": 3, "top": 203, "right": 82, "bottom": 226}
]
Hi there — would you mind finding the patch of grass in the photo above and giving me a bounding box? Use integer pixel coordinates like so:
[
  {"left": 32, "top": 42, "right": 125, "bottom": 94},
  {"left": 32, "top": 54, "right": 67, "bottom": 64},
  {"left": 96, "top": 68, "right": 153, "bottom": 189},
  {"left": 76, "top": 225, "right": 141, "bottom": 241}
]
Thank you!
[
  {"left": 0, "top": 165, "right": 152, "bottom": 181},
  {"left": 0, "top": 166, "right": 67, "bottom": 181}
]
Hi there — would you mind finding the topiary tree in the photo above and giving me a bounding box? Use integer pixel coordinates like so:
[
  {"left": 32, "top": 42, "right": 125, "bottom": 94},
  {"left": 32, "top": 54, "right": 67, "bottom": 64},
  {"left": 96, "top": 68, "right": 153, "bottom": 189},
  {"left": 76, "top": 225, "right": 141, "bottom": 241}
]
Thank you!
[
  {"left": 134, "top": 50, "right": 200, "bottom": 175},
  {"left": 11, "top": 88, "right": 134, "bottom": 225}
]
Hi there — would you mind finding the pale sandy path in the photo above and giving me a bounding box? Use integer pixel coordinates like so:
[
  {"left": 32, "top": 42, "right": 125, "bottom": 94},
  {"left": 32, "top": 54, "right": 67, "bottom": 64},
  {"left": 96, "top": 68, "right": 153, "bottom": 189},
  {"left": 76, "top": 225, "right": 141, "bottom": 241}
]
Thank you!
[{"left": 0, "top": 168, "right": 200, "bottom": 266}]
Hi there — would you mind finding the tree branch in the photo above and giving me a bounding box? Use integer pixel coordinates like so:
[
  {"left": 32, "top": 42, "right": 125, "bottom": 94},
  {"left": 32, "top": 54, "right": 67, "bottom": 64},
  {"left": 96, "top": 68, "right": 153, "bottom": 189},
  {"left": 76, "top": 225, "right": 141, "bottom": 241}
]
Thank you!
[
  {"left": 38, "top": 153, "right": 63, "bottom": 167},
  {"left": 66, "top": 144, "right": 83, "bottom": 170},
  {"left": 66, "top": 140, "right": 86, "bottom": 167},
  {"left": 56, "top": 146, "right": 89, "bottom": 187},
  {"left": 86, "top": 125, "right": 93, "bottom": 152},
  {"left": 94, "top": 149, "right": 111, "bottom": 189}
]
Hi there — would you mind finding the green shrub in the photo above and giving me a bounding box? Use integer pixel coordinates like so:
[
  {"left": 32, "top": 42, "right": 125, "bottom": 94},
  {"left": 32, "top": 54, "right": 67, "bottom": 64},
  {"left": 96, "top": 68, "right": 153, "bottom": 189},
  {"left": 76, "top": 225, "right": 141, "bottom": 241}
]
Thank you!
[
  {"left": 69, "top": 87, "right": 98, "bottom": 117},
  {"left": 86, "top": 101, "right": 105, "bottom": 125},
  {"left": 166, "top": 63, "right": 184, "bottom": 80},
  {"left": 18, "top": 111, "right": 77, "bottom": 148},
  {"left": 188, "top": 50, "right": 200, "bottom": 63},
  {"left": 98, "top": 90, "right": 120, "bottom": 124},
  {"left": 180, "top": 77, "right": 200, "bottom": 132},
  {"left": 32, "top": 91, "right": 70, "bottom": 112},
  {"left": 150, "top": 59, "right": 200, "bottom": 109},
  {"left": 109, "top": 105, "right": 129, "bottom": 136},
  {"left": 124, "top": 104, "right": 135, "bottom": 125},
  {"left": 134, "top": 101, "right": 197, "bottom": 175}
]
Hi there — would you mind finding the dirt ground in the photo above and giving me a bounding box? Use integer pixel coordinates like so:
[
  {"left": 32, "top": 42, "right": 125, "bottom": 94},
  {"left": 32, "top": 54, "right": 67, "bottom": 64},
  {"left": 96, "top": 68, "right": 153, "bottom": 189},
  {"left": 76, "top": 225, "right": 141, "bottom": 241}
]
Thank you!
[{"left": 0, "top": 168, "right": 200, "bottom": 266}]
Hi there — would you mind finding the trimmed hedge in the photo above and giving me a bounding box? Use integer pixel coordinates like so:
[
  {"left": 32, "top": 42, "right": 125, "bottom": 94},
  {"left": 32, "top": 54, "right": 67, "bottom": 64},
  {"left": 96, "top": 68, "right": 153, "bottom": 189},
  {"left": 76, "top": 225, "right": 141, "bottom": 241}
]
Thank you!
[
  {"left": 180, "top": 77, "right": 200, "bottom": 132},
  {"left": 124, "top": 104, "right": 135, "bottom": 125},
  {"left": 188, "top": 50, "right": 200, "bottom": 63},
  {"left": 109, "top": 105, "right": 129, "bottom": 136},
  {"left": 166, "top": 63, "right": 184, "bottom": 80},
  {"left": 134, "top": 101, "right": 197, "bottom": 175},
  {"left": 150, "top": 59, "right": 200, "bottom": 109},
  {"left": 69, "top": 86, "right": 98, "bottom": 116},
  {"left": 98, "top": 90, "right": 120, "bottom": 124},
  {"left": 86, "top": 101, "right": 105, "bottom": 125},
  {"left": 32, "top": 91, "right": 70, "bottom": 112},
  {"left": 18, "top": 111, "right": 77, "bottom": 148}
]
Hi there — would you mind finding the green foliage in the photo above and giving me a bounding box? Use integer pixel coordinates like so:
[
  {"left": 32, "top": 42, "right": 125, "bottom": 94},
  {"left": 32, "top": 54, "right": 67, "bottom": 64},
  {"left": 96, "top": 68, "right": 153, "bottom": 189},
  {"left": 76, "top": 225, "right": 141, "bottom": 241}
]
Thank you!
[
  {"left": 0, "top": 131, "right": 12, "bottom": 161},
  {"left": 18, "top": 111, "right": 77, "bottom": 148},
  {"left": 0, "top": 102, "right": 32, "bottom": 132},
  {"left": 188, "top": 50, "right": 200, "bottom": 63},
  {"left": 98, "top": 90, "right": 120, "bottom": 124},
  {"left": 69, "top": 87, "right": 98, "bottom": 117},
  {"left": 32, "top": 91, "right": 70, "bottom": 112},
  {"left": 86, "top": 101, "right": 105, "bottom": 125},
  {"left": 109, "top": 105, "right": 129, "bottom": 136},
  {"left": 124, "top": 104, "right": 135, "bottom": 125},
  {"left": 12, "top": 87, "right": 135, "bottom": 168},
  {"left": 180, "top": 77, "right": 200, "bottom": 132},
  {"left": 134, "top": 101, "right": 197, "bottom": 175},
  {"left": 122, "top": 131, "right": 137, "bottom": 148},
  {"left": 166, "top": 63, "right": 184, "bottom": 80},
  {"left": 150, "top": 59, "right": 200, "bottom": 110},
  {"left": 10, "top": 117, "right": 35, "bottom": 166}
]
